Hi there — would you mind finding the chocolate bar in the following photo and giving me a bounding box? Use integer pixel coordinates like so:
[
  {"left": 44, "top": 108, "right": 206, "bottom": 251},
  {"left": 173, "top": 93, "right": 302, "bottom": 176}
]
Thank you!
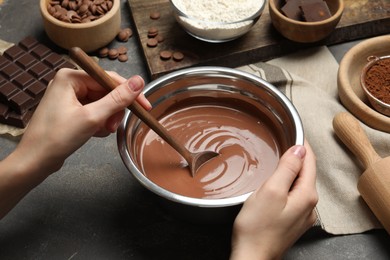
[{"left": 0, "top": 36, "right": 77, "bottom": 128}]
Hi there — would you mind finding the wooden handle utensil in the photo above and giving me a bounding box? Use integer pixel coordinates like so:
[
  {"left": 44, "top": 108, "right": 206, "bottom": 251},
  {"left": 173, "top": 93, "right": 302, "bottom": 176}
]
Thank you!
[
  {"left": 69, "top": 47, "right": 218, "bottom": 176},
  {"left": 333, "top": 112, "right": 390, "bottom": 234}
]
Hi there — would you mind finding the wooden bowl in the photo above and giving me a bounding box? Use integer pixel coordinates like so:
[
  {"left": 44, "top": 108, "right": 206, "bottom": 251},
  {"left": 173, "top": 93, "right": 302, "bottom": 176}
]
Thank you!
[
  {"left": 338, "top": 35, "right": 390, "bottom": 133},
  {"left": 268, "top": 0, "right": 344, "bottom": 43},
  {"left": 40, "top": 0, "right": 121, "bottom": 53}
]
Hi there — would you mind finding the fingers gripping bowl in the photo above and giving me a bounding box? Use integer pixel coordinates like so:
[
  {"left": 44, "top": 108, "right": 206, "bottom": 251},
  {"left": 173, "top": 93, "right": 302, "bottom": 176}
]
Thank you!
[{"left": 117, "top": 67, "right": 304, "bottom": 222}]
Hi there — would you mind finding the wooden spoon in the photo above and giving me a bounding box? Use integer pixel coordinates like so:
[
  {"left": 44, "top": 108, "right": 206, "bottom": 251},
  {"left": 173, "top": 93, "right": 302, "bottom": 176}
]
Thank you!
[
  {"left": 333, "top": 112, "right": 390, "bottom": 234},
  {"left": 69, "top": 47, "right": 219, "bottom": 177}
]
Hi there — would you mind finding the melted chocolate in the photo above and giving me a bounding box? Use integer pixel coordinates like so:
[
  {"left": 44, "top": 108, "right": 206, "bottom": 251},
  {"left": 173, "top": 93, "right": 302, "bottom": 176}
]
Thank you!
[{"left": 135, "top": 104, "right": 280, "bottom": 199}]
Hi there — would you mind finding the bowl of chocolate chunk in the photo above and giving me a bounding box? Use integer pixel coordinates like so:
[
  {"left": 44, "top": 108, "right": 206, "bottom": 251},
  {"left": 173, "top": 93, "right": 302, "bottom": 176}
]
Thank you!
[
  {"left": 360, "top": 55, "right": 390, "bottom": 117},
  {"left": 117, "top": 67, "right": 304, "bottom": 223},
  {"left": 169, "top": 0, "right": 266, "bottom": 43},
  {"left": 40, "top": 0, "right": 121, "bottom": 52},
  {"left": 269, "top": 0, "right": 344, "bottom": 43}
]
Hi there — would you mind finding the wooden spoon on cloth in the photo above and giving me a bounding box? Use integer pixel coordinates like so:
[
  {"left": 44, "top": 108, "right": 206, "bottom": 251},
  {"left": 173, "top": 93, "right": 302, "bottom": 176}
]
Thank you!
[
  {"left": 69, "top": 47, "right": 219, "bottom": 177},
  {"left": 333, "top": 112, "right": 390, "bottom": 234}
]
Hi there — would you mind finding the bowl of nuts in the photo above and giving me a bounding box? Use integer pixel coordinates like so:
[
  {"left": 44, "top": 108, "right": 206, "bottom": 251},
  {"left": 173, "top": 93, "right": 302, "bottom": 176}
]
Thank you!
[{"left": 40, "top": 0, "right": 121, "bottom": 52}]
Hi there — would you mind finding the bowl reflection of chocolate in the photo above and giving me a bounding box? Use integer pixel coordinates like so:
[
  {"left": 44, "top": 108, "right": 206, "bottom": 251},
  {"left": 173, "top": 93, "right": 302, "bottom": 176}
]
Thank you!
[{"left": 117, "top": 67, "right": 304, "bottom": 222}]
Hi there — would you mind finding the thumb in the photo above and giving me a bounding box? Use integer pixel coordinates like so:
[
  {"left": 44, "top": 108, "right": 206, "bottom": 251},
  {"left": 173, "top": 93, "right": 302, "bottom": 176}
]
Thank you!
[{"left": 87, "top": 75, "right": 145, "bottom": 120}]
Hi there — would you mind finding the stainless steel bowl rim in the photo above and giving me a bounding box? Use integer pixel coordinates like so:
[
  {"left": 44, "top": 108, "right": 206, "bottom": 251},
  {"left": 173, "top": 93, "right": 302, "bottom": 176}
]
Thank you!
[{"left": 117, "top": 66, "right": 304, "bottom": 208}]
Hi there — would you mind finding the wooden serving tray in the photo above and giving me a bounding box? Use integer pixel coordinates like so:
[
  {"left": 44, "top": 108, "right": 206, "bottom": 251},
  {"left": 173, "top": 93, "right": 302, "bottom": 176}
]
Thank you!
[{"left": 128, "top": 0, "right": 390, "bottom": 79}]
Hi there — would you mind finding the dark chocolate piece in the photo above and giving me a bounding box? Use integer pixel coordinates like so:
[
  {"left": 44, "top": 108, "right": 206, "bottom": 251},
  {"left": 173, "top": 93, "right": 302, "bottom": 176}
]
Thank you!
[
  {"left": 16, "top": 53, "right": 39, "bottom": 70},
  {"left": 56, "top": 60, "right": 78, "bottom": 70},
  {"left": 12, "top": 71, "right": 35, "bottom": 89},
  {"left": 0, "top": 82, "right": 19, "bottom": 102},
  {"left": 25, "top": 81, "right": 46, "bottom": 98},
  {"left": 0, "top": 36, "right": 77, "bottom": 128},
  {"left": 3, "top": 45, "right": 25, "bottom": 61},
  {"left": 28, "top": 62, "right": 50, "bottom": 79},
  {"left": 1, "top": 63, "right": 23, "bottom": 80},
  {"left": 19, "top": 36, "right": 40, "bottom": 51},
  {"left": 281, "top": 0, "right": 302, "bottom": 20},
  {"left": 0, "top": 56, "right": 9, "bottom": 69},
  {"left": 30, "top": 44, "right": 52, "bottom": 60},
  {"left": 301, "top": 1, "right": 332, "bottom": 22},
  {"left": 0, "top": 102, "right": 33, "bottom": 128},
  {"left": 44, "top": 52, "right": 65, "bottom": 69},
  {"left": 280, "top": 0, "right": 329, "bottom": 22}
]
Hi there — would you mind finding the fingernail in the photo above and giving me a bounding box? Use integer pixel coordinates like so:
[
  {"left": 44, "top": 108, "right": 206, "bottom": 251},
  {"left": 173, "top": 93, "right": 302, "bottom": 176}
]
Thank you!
[
  {"left": 292, "top": 145, "right": 306, "bottom": 159},
  {"left": 127, "top": 76, "right": 143, "bottom": 92}
]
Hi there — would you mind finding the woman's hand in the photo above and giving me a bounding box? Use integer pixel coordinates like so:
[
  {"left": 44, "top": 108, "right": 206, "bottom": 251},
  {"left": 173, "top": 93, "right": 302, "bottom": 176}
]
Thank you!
[
  {"left": 0, "top": 69, "right": 150, "bottom": 219},
  {"left": 17, "top": 69, "right": 151, "bottom": 174},
  {"left": 230, "top": 142, "right": 318, "bottom": 260}
]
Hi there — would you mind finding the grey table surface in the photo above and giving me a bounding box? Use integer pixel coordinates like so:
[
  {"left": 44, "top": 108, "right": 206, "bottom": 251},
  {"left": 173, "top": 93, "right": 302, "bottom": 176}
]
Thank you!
[{"left": 0, "top": 0, "right": 389, "bottom": 259}]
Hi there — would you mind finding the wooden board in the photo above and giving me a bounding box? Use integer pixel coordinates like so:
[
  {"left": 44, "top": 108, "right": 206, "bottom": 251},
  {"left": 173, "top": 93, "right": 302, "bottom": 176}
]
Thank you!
[{"left": 128, "top": 0, "right": 390, "bottom": 79}]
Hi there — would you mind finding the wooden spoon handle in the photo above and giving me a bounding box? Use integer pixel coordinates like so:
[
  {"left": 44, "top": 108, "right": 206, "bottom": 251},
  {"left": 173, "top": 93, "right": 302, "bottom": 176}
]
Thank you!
[
  {"left": 69, "top": 47, "right": 192, "bottom": 163},
  {"left": 333, "top": 112, "right": 381, "bottom": 169}
]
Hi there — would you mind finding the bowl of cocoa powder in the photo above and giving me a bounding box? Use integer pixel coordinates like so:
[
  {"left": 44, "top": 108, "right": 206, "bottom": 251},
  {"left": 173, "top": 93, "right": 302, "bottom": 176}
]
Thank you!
[
  {"left": 117, "top": 66, "right": 304, "bottom": 223},
  {"left": 40, "top": 0, "right": 121, "bottom": 52},
  {"left": 337, "top": 35, "right": 390, "bottom": 132},
  {"left": 361, "top": 55, "right": 390, "bottom": 117},
  {"left": 169, "top": 0, "right": 265, "bottom": 43}
]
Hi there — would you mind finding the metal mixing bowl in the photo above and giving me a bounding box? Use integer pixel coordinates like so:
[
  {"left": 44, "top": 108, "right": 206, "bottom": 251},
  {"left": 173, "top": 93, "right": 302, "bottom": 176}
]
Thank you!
[{"left": 117, "top": 66, "right": 304, "bottom": 223}]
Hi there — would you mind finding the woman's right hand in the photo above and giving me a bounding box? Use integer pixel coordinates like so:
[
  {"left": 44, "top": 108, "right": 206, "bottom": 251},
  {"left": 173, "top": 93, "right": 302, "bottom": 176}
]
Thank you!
[{"left": 231, "top": 142, "right": 318, "bottom": 260}]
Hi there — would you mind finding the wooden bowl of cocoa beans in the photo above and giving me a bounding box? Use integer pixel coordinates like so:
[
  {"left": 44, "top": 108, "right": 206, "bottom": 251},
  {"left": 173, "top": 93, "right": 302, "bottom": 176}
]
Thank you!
[{"left": 40, "top": 0, "right": 121, "bottom": 53}]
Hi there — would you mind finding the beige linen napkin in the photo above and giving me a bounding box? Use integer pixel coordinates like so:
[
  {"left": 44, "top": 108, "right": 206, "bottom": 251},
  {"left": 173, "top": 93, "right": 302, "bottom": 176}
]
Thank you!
[{"left": 238, "top": 46, "right": 389, "bottom": 235}]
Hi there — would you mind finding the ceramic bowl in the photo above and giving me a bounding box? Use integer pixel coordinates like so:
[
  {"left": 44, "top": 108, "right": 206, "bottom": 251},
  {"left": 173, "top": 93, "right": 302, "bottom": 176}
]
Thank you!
[
  {"left": 169, "top": 0, "right": 266, "bottom": 43},
  {"left": 338, "top": 35, "right": 390, "bottom": 133},
  {"left": 40, "top": 0, "right": 121, "bottom": 52},
  {"left": 117, "top": 66, "right": 304, "bottom": 223},
  {"left": 268, "top": 0, "right": 344, "bottom": 43}
]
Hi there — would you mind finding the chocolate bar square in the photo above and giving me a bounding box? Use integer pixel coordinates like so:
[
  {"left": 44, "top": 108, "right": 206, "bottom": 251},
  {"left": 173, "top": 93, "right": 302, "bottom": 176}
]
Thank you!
[{"left": 301, "top": 1, "right": 332, "bottom": 22}]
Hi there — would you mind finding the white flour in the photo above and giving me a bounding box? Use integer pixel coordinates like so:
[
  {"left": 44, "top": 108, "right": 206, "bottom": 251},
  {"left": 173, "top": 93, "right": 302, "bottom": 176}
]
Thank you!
[{"left": 171, "top": 0, "right": 265, "bottom": 42}]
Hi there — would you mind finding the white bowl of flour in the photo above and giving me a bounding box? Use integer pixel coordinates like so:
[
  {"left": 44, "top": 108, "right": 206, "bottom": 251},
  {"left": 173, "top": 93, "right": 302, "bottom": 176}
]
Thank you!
[{"left": 170, "top": 0, "right": 265, "bottom": 43}]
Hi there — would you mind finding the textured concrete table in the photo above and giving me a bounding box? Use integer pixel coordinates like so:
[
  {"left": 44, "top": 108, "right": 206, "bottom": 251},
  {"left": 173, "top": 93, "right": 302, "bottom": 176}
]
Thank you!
[{"left": 0, "top": 0, "right": 389, "bottom": 259}]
